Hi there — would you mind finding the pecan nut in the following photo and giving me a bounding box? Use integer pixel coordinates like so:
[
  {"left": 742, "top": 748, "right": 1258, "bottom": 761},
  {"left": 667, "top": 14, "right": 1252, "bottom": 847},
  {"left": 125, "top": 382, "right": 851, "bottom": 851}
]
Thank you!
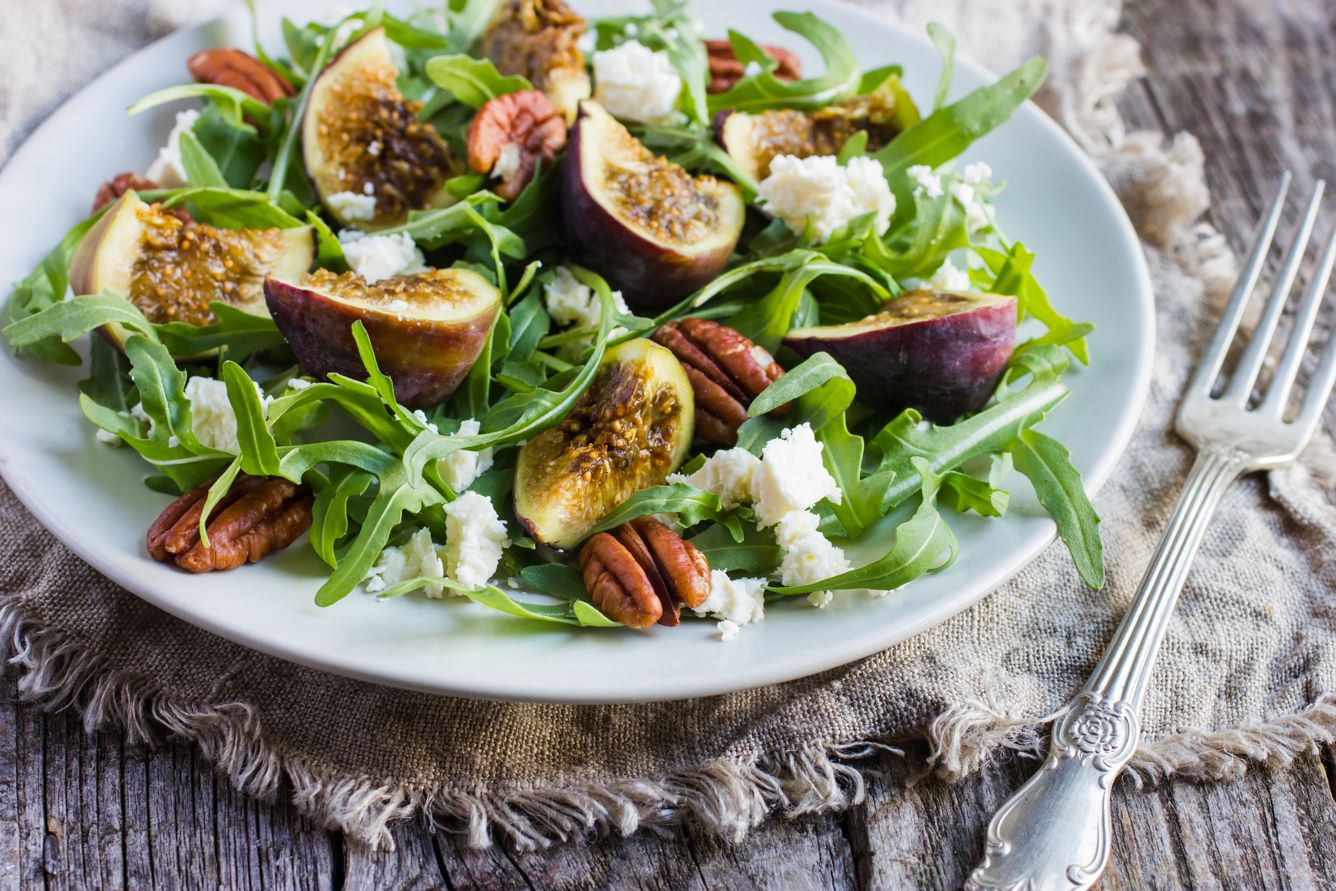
[
  {"left": 187, "top": 48, "right": 295, "bottom": 104},
  {"left": 704, "top": 39, "right": 802, "bottom": 94},
  {"left": 579, "top": 517, "right": 710, "bottom": 629},
  {"left": 92, "top": 173, "right": 191, "bottom": 222},
  {"left": 466, "top": 89, "right": 568, "bottom": 201},
  {"left": 147, "top": 474, "right": 313, "bottom": 573},
  {"left": 652, "top": 318, "right": 786, "bottom": 445}
]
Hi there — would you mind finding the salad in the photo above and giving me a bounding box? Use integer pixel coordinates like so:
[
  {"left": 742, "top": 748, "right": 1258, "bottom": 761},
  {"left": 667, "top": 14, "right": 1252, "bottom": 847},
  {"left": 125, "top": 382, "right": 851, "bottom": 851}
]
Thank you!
[{"left": 3, "top": 0, "right": 1102, "bottom": 640}]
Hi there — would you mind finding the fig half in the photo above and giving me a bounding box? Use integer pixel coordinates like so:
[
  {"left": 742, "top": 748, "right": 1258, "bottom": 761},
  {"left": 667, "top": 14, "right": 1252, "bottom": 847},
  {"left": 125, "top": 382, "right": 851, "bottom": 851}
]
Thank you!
[
  {"left": 783, "top": 290, "right": 1018, "bottom": 423},
  {"left": 561, "top": 101, "right": 745, "bottom": 312},
  {"left": 514, "top": 338, "right": 695, "bottom": 549},
  {"left": 303, "top": 28, "right": 456, "bottom": 228},
  {"left": 717, "top": 75, "right": 921, "bottom": 181},
  {"left": 264, "top": 268, "right": 501, "bottom": 408},
  {"left": 70, "top": 191, "right": 314, "bottom": 347}
]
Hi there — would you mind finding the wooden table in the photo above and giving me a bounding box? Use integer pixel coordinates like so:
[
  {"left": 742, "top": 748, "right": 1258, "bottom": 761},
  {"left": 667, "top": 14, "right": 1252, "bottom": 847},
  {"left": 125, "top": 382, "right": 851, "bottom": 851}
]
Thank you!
[{"left": 4, "top": 0, "right": 1335, "bottom": 886}]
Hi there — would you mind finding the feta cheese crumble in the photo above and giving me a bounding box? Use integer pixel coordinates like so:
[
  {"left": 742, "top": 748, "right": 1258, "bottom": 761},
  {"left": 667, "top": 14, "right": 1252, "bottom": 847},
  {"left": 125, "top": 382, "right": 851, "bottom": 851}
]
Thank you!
[
  {"left": 750, "top": 424, "right": 842, "bottom": 528},
  {"left": 776, "top": 509, "right": 851, "bottom": 602},
  {"left": 950, "top": 181, "right": 990, "bottom": 232},
  {"left": 908, "top": 164, "right": 943, "bottom": 199},
  {"left": 693, "top": 569, "right": 767, "bottom": 637},
  {"left": 757, "top": 155, "right": 895, "bottom": 243},
  {"left": 438, "top": 418, "right": 494, "bottom": 493},
  {"left": 668, "top": 447, "right": 760, "bottom": 509},
  {"left": 176, "top": 375, "right": 272, "bottom": 454},
  {"left": 326, "top": 191, "right": 378, "bottom": 222},
  {"left": 145, "top": 109, "right": 201, "bottom": 189},
  {"left": 338, "top": 231, "right": 427, "bottom": 283},
  {"left": 442, "top": 491, "right": 509, "bottom": 590},
  {"left": 928, "top": 258, "right": 972, "bottom": 292},
  {"left": 364, "top": 528, "right": 447, "bottom": 596},
  {"left": 592, "top": 40, "right": 683, "bottom": 123},
  {"left": 94, "top": 428, "right": 123, "bottom": 447},
  {"left": 491, "top": 143, "right": 523, "bottom": 181},
  {"left": 544, "top": 266, "right": 630, "bottom": 357},
  {"left": 962, "top": 161, "right": 992, "bottom": 185}
]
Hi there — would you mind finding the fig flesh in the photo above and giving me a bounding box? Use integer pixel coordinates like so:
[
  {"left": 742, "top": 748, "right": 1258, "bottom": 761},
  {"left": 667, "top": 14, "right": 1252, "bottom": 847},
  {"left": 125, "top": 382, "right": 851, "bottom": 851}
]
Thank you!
[
  {"left": 70, "top": 191, "right": 314, "bottom": 348},
  {"left": 264, "top": 267, "right": 501, "bottom": 408},
  {"left": 783, "top": 290, "right": 1017, "bottom": 422},
  {"left": 716, "top": 75, "right": 921, "bottom": 181},
  {"left": 481, "top": 0, "right": 591, "bottom": 122},
  {"left": 303, "top": 28, "right": 456, "bottom": 228},
  {"left": 513, "top": 338, "right": 695, "bottom": 550},
  {"left": 561, "top": 101, "right": 745, "bottom": 312}
]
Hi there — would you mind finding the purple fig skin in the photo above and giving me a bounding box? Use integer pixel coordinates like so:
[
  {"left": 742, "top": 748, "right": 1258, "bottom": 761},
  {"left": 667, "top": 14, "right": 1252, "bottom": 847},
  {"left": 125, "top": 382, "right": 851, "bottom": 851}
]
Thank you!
[
  {"left": 264, "top": 278, "right": 498, "bottom": 409},
  {"left": 783, "top": 293, "right": 1018, "bottom": 423},
  {"left": 560, "top": 103, "right": 742, "bottom": 312}
]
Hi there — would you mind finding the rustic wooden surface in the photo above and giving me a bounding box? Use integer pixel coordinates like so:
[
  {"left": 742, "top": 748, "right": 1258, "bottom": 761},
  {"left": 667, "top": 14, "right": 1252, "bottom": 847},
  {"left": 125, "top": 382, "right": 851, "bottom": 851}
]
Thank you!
[{"left": 5, "top": 0, "right": 1336, "bottom": 887}]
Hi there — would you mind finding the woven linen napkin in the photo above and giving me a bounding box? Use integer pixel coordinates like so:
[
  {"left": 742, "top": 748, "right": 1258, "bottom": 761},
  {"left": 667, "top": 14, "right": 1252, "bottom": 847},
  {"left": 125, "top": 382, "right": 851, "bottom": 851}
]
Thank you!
[{"left": 3, "top": 0, "right": 1335, "bottom": 850}]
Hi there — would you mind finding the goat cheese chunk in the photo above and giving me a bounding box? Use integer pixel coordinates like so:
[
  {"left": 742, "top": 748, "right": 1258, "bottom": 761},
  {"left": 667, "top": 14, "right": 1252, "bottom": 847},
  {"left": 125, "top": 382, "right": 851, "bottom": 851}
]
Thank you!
[
  {"left": 326, "top": 190, "right": 378, "bottom": 222},
  {"left": 693, "top": 570, "right": 767, "bottom": 638},
  {"left": 145, "top": 109, "right": 201, "bottom": 189},
  {"left": 363, "top": 528, "right": 447, "bottom": 597},
  {"left": 928, "top": 258, "right": 972, "bottom": 292},
  {"left": 179, "top": 375, "right": 272, "bottom": 454},
  {"left": 668, "top": 447, "right": 761, "bottom": 509},
  {"left": 442, "top": 491, "right": 509, "bottom": 590},
  {"left": 544, "top": 265, "right": 629, "bottom": 328},
  {"left": 592, "top": 40, "right": 682, "bottom": 123},
  {"left": 908, "top": 164, "right": 943, "bottom": 199},
  {"left": 338, "top": 231, "right": 427, "bottom": 283},
  {"left": 950, "top": 181, "right": 991, "bottom": 232},
  {"left": 437, "top": 418, "right": 494, "bottom": 493},
  {"left": 775, "top": 510, "right": 851, "bottom": 604},
  {"left": 758, "top": 155, "right": 895, "bottom": 243},
  {"left": 750, "top": 424, "right": 842, "bottom": 528}
]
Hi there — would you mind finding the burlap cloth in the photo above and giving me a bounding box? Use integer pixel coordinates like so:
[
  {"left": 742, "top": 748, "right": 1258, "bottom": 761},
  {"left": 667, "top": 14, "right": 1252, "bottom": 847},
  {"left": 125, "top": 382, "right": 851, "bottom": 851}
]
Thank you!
[{"left": 3, "top": 0, "right": 1335, "bottom": 851}]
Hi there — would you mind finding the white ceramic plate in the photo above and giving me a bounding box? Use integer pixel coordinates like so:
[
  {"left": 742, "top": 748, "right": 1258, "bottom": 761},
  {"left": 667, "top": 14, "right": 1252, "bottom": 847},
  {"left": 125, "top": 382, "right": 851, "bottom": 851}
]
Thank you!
[{"left": 0, "top": 0, "right": 1153, "bottom": 703}]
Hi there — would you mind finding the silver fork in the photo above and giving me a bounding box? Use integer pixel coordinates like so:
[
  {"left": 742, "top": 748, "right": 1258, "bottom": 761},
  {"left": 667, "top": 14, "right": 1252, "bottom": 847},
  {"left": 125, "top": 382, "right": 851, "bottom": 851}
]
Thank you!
[{"left": 966, "top": 172, "right": 1336, "bottom": 891}]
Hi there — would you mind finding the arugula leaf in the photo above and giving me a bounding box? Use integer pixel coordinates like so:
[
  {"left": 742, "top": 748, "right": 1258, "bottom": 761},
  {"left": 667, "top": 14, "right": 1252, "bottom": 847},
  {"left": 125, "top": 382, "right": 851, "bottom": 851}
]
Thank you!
[
  {"left": 156, "top": 303, "right": 288, "bottom": 361},
  {"left": 1012, "top": 429, "right": 1104, "bottom": 589},
  {"left": 128, "top": 84, "right": 274, "bottom": 133},
  {"left": 221, "top": 361, "right": 280, "bottom": 476},
  {"left": 161, "top": 187, "right": 306, "bottom": 229},
  {"left": 689, "top": 523, "right": 782, "bottom": 575},
  {"left": 979, "top": 242, "right": 1092, "bottom": 362},
  {"left": 78, "top": 336, "right": 135, "bottom": 412},
  {"left": 5, "top": 214, "right": 103, "bottom": 364},
  {"left": 177, "top": 129, "right": 229, "bottom": 189},
  {"left": 926, "top": 22, "right": 956, "bottom": 111},
  {"left": 519, "top": 563, "right": 587, "bottom": 600},
  {"left": 585, "top": 484, "right": 727, "bottom": 537},
  {"left": 443, "top": 0, "right": 505, "bottom": 53},
  {"left": 191, "top": 105, "right": 266, "bottom": 188},
  {"left": 424, "top": 54, "right": 532, "bottom": 108},
  {"left": 940, "top": 453, "right": 1012, "bottom": 517},
  {"left": 4, "top": 291, "right": 156, "bottom": 351},
  {"left": 310, "top": 468, "right": 375, "bottom": 567},
  {"left": 707, "top": 12, "right": 860, "bottom": 113}
]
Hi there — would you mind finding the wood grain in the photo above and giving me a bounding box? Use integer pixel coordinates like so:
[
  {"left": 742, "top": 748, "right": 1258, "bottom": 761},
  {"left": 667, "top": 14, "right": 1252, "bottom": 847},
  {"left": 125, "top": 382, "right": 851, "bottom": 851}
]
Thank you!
[{"left": 2, "top": 0, "right": 1334, "bottom": 888}]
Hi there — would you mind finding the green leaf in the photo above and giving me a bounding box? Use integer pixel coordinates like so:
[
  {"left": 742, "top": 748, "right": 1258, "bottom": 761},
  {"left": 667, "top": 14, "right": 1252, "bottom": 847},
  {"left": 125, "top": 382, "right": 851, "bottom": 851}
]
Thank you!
[
  {"left": 688, "top": 523, "right": 782, "bottom": 575},
  {"left": 5, "top": 214, "right": 103, "bottom": 364},
  {"left": 310, "top": 469, "right": 376, "bottom": 567},
  {"left": 156, "top": 302, "right": 288, "bottom": 361},
  {"left": 1012, "top": 429, "right": 1104, "bottom": 589},
  {"left": 443, "top": 0, "right": 505, "bottom": 53},
  {"left": 424, "top": 54, "right": 531, "bottom": 108},
  {"left": 177, "top": 129, "right": 229, "bottom": 189},
  {"left": 585, "top": 484, "right": 727, "bottom": 538},
  {"left": 926, "top": 22, "right": 956, "bottom": 112},
  {"left": 4, "top": 292, "right": 156, "bottom": 351},
  {"left": 191, "top": 104, "right": 265, "bottom": 188},
  {"left": 128, "top": 84, "right": 274, "bottom": 132},
  {"left": 222, "top": 362, "right": 279, "bottom": 476},
  {"left": 978, "top": 242, "right": 1092, "bottom": 363},
  {"left": 707, "top": 12, "right": 860, "bottom": 113},
  {"left": 518, "top": 563, "right": 587, "bottom": 600},
  {"left": 78, "top": 336, "right": 135, "bottom": 412},
  {"left": 161, "top": 187, "right": 306, "bottom": 229},
  {"left": 940, "top": 453, "right": 1012, "bottom": 517}
]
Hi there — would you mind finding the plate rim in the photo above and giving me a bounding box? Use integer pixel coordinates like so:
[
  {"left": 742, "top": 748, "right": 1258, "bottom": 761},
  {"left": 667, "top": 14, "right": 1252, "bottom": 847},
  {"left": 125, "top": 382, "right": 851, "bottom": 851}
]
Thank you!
[{"left": 0, "top": 0, "right": 1155, "bottom": 703}]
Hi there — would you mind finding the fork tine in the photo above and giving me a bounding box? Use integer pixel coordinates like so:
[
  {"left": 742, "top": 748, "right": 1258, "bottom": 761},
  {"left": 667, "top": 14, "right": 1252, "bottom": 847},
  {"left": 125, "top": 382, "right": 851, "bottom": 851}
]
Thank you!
[
  {"left": 1260, "top": 223, "right": 1336, "bottom": 415},
  {"left": 1223, "top": 179, "right": 1326, "bottom": 403},
  {"left": 1293, "top": 314, "right": 1336, "bottom": 442},
  {"left": 1187, "top": 172, "right": 1291, "bottom": 397}
]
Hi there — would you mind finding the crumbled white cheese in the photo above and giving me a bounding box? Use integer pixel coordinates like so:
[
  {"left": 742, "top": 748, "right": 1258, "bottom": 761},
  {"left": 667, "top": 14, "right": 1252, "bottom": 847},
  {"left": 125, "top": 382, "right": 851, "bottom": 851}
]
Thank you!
[
  {"left": 438, "top": 418, "right": 494, "bottom": 493},
  {"left": 286, "top": 377, "right": 313, "bottom": 391},
  {"left": 338, "top": 231, "right": 427, "bottom": 283},
  {"left": 775, "top": 509, "right": 851, "bottom": 603},
  {"left": 694, "top": 570, "right": 767, "bottom": 632},
  {"left": 363, "top": 527, "right": 447, "bottom": 596},
  {"left": 928, "top": 258, "right": 972, "bottom": 292},
  {"left": 177, "top": 375, "right": 272, "bottom": 454},
  {"left": 717, "top": 619, "right": 741, "bottom": 642},
  {"left": 668, "top": 447, "right": 760, "bottom": 509},
  {"left": 592, "top": 40, "right": 682, "bottom": 123},
  {"left": 950, "top": 181, "right": 991, "bottom": 232},
  {"left": 442, "top": 491, "right": 509, "bottom": 590},
  {"left": 962, "top": 161, "right": 992, "bottom": 185},
  {"left": 94, "top": 428, "right": 123, "bottom": 447},
  {"left": 544, "top": 267, "right": 630, "bottom": 357},
  {"left": 743, "top": 60, "right": 763, "bottom": 78},
  {"left": 807, "top": 590, "right": 833, "bottom": 608},
  {"left": 167, "top": 434, "right": 181, "bottom": 448},
  {"left": 411, "top": 409, "right": 438, "bottom": 433},
  {"left": 908, "top": 164, "right": 944, "bottom": 199},
  {"left": 491, "top": 143, "right": 523, "bottom": 181},
  {"left": 750, "top": 423, "right": 842, "bottom": 528},
  {"left": 145, "top": 109, "right": 201, "bottom": 189},
  {"left": 757, "top": 155, "right": 895, "bottom": 243},
  {"left": 327, "top": 191, "right": 378, "bottom": 222}
]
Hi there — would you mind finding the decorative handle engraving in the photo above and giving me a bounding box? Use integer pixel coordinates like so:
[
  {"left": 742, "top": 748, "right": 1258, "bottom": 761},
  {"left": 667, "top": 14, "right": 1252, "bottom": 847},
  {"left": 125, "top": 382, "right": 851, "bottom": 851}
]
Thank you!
[{"left": 965, "top": 693, "right": 1138, "bottom": 891}]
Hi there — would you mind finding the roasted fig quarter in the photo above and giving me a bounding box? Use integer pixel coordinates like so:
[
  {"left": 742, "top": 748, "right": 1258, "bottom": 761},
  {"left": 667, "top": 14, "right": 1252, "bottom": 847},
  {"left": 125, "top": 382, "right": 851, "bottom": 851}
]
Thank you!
[
  {"left": 70, "top": 191, "right": 313, "bottom": 349},
  {"left": 513, "top": 338, "right": 695, "bottom": 550},
  {"left": 783, "top": 290, "right": 1018, "bottom": 423},
  {"left": 264, "top": 267, "right": 501, "bottom": 408},
  {"left": 561, "top": 101, "right": 745, "bottom": 312}
]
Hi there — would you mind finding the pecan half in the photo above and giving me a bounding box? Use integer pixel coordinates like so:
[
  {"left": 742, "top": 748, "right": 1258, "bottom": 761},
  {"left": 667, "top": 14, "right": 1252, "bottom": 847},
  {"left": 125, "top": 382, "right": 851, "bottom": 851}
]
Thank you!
[
  {"left": 704, "top": 39, "right": 802, "bottom": 94},
  {"left": 92, "top": 173, "right": 191, "bottom": 222},
  {"left": 147, "top": 474, "right": 313, "bottom": 573},
  {"left": 579, "top": 517, "right": 710, "bottom": 629},
  {"left": 187, "top": 48, "right": 295, "bottom": 104},
  {"left": 467, "top": 89, "right": 567, "bottom": 201},
  {"left": 652, "top": 318, "right": 786, "bottom": 445}
]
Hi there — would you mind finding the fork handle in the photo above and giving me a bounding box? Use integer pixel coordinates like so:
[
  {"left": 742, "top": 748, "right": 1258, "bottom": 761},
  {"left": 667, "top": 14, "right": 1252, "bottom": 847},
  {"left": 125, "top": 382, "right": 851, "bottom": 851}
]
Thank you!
[{"left": 966, "top": 445, "right": 1247, "bottom": 891}]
